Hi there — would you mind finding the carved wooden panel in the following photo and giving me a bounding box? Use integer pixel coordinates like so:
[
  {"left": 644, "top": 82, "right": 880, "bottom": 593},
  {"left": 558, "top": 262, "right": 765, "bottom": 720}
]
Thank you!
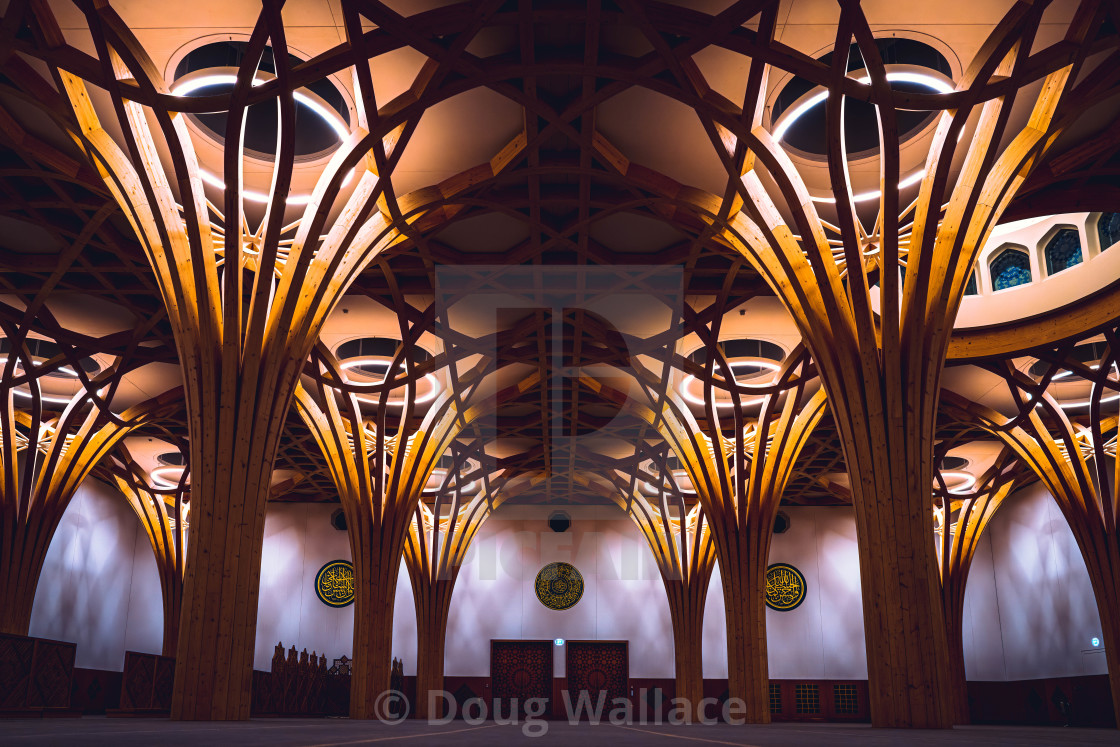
[
  {"left": 565, "top": 640, "right": 628, "bottom": 718},
  {"left": 491, "top": 640, "right": 552, "bottom": 716},
  {"left": 0, "top": 633, "right": 75, "bottom": 711},
  {"left": 119, "top": 651, "right": 176, "bottom": 712},
  {"left": 0, "top": 633, "right": 34, "bottom": 710}
]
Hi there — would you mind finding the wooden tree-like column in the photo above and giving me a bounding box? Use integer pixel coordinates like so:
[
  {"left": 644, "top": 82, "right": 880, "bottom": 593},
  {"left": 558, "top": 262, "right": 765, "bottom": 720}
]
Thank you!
[
  {"left": 0, "top": 325, "right": 178, "bottom": 635},
  {"left": 594, "top": 346, "right": 826, "bottom": 723},
  {"left": 104, "top": 451, "right": 189, "bottom": 657},
  {"left": 406, "top": 467, "right": 539, "bottom": 719},
  {"left": 669, "top": 0, "right": 1109, "bottom": 727},
  {"left": 931, "top": 444, "right": 1025, "bottom": 724},
  {"left": 294, "top": 343, "right": 503, "bottom": 719},
  {"left": 27, "top": 0, "right": 499, "bottom": 719},
  {"left": 945, "top": 331, "right": 1120, "bottom": 724},
  {"left": 593, "top": 466, "right": 715, "bottom": 717}
]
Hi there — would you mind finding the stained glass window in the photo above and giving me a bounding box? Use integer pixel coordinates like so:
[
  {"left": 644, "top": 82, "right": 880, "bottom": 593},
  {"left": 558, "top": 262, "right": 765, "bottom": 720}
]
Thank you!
[
  {"left": 1044, "top": 228, "right": 1082, "bottom": 275},
  {"left": 1098, "top": 212, "right": 1120, "bottom": 251},
  {"left": 989, "top": 247, "right": 1032, "bottom": 291},
  {"left": 964, "top": 270, "right": 978, "bottom": 295}
]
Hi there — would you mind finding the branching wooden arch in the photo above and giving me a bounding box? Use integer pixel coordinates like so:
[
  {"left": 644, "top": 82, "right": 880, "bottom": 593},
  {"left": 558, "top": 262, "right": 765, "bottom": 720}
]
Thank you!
[
  {"left": 404, "top": 465, "right": 543, "bottom": 719},
  {"left": 943, "top": 328, "right": 1120, "bottom": 723},
  {"left": 0, "top": 317, "right": 182, "bottom": 635},
  {"left": 101, "top": 448, "right": 190, "bottom": 657}
]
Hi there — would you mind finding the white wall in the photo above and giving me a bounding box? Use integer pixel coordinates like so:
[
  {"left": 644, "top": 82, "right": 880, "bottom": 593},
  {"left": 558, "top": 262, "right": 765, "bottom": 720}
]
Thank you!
[
  {"left": 701, "top": 506, "right": 867, "bottom": 680},
  {"left": 960, "top": 481, "right": 1108, "bottom": 680},
  {"left": 253, "top": 502, "right": 416, "bottom": 672},
  {"left": 445, "top": 505, "right": 674, "bottom": 678},
  {"left": 29, "top": 478, "right": 163, "bottom": 670},
  {"left": 29, "top": 479, "right": 1110, "bottom": 683}
]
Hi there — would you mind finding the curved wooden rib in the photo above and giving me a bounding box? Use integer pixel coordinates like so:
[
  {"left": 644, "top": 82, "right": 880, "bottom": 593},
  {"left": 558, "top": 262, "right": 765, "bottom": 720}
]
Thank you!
[
  {"left": 404, "top": 466, "right": 537, "bottom": 719},
  {"left": 591, "top": 468, "right": 715, "bottom": 718},
  {"left": 26, "top": 0, "right": 436, "bottom": 719},
  {"left": 0, "top": 332, "right": 180, "bottom": 635},
  {"left": 294, "top": 344, "right": 500, "bottom": 718},
  {"left": 943, "top": 332, "right": 1120, "bottom": 726},
  {"left": 104, "top": 452, "right": 189, "bottom": 657},
  {"left": 694, "top": 2, "right": 1104, "bottom": 728},
  {"left": 933, "top": 446, "right": 1023, "bottom": 724},
  {"left": 596, "top": 347, "right": 827, "bottom": 723}
]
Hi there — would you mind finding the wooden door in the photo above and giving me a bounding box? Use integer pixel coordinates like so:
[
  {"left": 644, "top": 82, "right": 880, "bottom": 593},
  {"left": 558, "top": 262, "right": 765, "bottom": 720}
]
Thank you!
[
  {"left": 565, "top": 641, "right": 628, "bottom": 719},
  {"left": 491, "top": 640, "right": 553, "bottom": 717}
]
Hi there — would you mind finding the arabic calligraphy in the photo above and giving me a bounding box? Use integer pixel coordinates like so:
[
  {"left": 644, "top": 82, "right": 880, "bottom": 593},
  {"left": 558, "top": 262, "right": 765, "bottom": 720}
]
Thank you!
[
  {"left": 765, "top": 563, "right": 806, "bottom": 611},
  {"left": 315, "top": 560, "right": 355, "bottom": 607},
  {"left": 535, "top": 562, "right": 584, "bottom": 611}
]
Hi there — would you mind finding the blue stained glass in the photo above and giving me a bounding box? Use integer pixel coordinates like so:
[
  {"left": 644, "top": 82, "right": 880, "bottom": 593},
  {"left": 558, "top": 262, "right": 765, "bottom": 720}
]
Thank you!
[
  {"left": 964, "top": 270, "right": 977, "bottom": 295},
  {"left": 990, "top": 248, "right": 1032, "bottom": 291},
  {"left": 1097, "top": 212, "right": 1120, "bottom": 251},
  {"left": 1044, "top": 228, "right": 1082, "bottom": 275}
]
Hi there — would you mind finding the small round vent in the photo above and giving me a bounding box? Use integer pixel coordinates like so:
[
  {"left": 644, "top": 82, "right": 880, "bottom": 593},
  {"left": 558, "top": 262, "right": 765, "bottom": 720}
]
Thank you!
[
  {"left": 330, "top": 508, "right": 348, "bottom": 532},
  {"left": 773, "top": 510, "right": 791, "bottom": 535},
  {"left": 548, "top": 511, "right": 571, "bottom": 533}
]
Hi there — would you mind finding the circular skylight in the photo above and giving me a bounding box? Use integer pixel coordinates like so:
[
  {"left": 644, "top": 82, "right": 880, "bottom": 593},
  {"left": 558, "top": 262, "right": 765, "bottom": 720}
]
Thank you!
[
  {"left": 772, "top": 38, "right": 953, "bottom": 159},
  {"left": 172, "top": 41, "right": 351, "bottom": 161}
]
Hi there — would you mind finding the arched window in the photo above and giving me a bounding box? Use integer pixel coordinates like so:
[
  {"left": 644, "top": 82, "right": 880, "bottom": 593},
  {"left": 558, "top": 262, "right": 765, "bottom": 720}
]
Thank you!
[
  {"left": 1044, "top": 228, "right": 1082, "bottom": 275},
  {"left": 989, "top": 247, "right": 1032, "bottom": 291},
  {"left": 1098, "top": 212, "right": 1120, "bottom": 251}
]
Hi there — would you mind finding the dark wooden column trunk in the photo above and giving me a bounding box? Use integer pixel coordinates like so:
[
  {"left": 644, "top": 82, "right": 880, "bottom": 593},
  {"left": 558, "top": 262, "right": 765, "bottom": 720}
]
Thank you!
[
  {"left": 0, "top": 527, "right": 50, "bottom": 635},
  {"left": 349, "top": 521, "right": 404, "bottom": 719},
  {"left": 171, "top": 396, "right": 284, "bottom": 721},
  {"left": 1082, "top": 536, "right": 1120, "bottom": 726},
  {"left": 160, "top": 570, "right": 184, "bottom": 659},
  {"left": 943, "top": 606, "right": 970, "bottom": 725},
  {"left": 834, "top": 398, "right": 952, "bottom": 729},
  {"left": 664, "top": 579, "right": 705, "bottom": 719},
  {"left": 413, "top": 582, "right": 451, "bottom": 721},
  {"left": 718, "top": 534, "right": 770, "bottom": 724}
]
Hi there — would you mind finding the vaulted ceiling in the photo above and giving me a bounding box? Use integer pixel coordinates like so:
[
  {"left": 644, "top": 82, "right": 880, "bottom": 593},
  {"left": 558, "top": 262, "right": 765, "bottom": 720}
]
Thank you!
[{"left": 2, "top": 0, "right": 1118, "bottom": 508}]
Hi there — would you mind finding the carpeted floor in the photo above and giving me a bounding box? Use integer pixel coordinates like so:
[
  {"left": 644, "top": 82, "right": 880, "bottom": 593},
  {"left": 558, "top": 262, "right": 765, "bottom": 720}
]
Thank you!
[{"left": 1, "top": 718, "right": 1118, "bottom": 746}]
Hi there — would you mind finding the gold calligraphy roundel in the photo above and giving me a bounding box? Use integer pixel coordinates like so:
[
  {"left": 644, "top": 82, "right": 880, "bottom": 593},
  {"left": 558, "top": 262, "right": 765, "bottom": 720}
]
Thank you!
[
  {"left": 765, "top": 563, "right": 806, "bottom": 611},
  {"left": 315, "top": 560, "right": 355, "bottom": 607},
  {"left": 534, "top": 562, "right": 584, "bottom": 611}
]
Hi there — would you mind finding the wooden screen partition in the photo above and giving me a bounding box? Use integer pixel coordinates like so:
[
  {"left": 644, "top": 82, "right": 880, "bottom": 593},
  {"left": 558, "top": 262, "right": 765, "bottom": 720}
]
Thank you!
[
  {"left": 117, "top": 651, "right": 176, "bottom": 714},
  {"left": 565, "top": 641, "right": 629, "bottom": 719},
  {"left": 0, "top": 633, "right": 75, "bottom": 716},
  {"left": 491, "top": 640, "right": 553, "bottom": 718}
]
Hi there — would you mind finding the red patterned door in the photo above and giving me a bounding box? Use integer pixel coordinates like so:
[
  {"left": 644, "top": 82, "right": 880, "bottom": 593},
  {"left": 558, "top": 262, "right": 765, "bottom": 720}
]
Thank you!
[
  {"left": 491, "top": 640, "right": 553, "bottom": 717},
  {"left": 565, "top": 641, "right": 628, "bottom": 719}
]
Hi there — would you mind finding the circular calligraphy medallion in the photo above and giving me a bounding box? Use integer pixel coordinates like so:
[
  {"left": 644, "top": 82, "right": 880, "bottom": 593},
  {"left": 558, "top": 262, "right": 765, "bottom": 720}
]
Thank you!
[
  {"left": 534, "top": 562, "right": 584, "bottom": 611},
  {"left": 765, "top": 563, "right": 807, "bottom": 611},
  {"left": 315, "top": 560, "right": 355, "bottom": 607}
]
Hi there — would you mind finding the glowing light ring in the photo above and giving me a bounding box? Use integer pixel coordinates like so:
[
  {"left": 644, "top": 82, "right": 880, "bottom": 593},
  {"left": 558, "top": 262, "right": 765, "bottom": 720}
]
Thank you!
[
  {"left": 1045, "top": 363, "right": 1120, "bottom": 409},
  {"left": 771, "top": 71, "right": 955, "bottom": 204},
  {"left": 11, "top": 386, "right": 105, "bottom": 405},
  {"left": 0, "top": 357, "right": 81, "bottom": 378},
  {"left": 150, "top": 466, "right": 188, "bottom": 489},
  {"left": 1056, "top": 391, "right": 1120, "bottom": 410},
  {"left": 936, "top": 470, "right": 976, "bottom": 495},
  {"left": 679, "top": 373, "right": 766, "bottom": 409},
  {"left": 343, "top": 356, "right": 442, "bottom": 407},
  {"left": 171, "top": 74, "right": 353, "bottom": 206}
]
